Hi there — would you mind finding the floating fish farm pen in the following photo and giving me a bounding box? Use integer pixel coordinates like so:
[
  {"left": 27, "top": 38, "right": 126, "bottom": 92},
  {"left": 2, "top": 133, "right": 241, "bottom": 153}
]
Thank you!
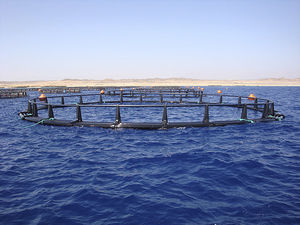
[
  {"left": 18, "top": 87, "right": 285, "bottom": 129},
  {"left": 37, "top": 87, "right": 81, "bottom": 94},
  {"left": 0, "top": 89, "right": 27, "bottom": 99}
]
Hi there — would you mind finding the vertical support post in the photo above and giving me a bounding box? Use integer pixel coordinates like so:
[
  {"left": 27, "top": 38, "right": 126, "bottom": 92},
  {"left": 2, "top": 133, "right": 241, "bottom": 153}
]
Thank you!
[
  {"left": 61, "top": 96, "right": 65, "bottom": 105},
  {"left": 76, "top": 105, "right": 82, "bottom": 122},
  {"left": 162, "top": 104, "right": 168, "bottom": 127},
  {"left": 238, "top": 96, "right": 241, "bottom": 105},
  {"left": 199, "top": 93, "right": 203, "bottom": 103},
  {"left": 203, "top": 105, "right": 209, "bottom": 123},
  {"left": 33, "top": 103, "right": 38, "bottom": 117},
  {"left": 115, "top": 105, "right": 121, "bottom": 124},
  {"left": 140, "top": 94, "right": 143, "bottom": 102},
  {"left": 179, "top": 94, "right": 182, "bottom": 103},
  {"left": 27, "top": 102, "right": 32, "bottom": 113},
  {"left": 241, "top": 104, "right": 247, "bottom": 119},
  {"left": 254, "top": 98, "right": 258, "bottom": 110},
  {"left": 262, "top": 103, "right": 269, "bottom": 119},
  {"left": 120, "top": 91, "right": 123, "bottom": 103},
  {"left": 219, "top": 95, "right": 223, "bottom": 104},
  {"left": 48, "top": 104, "right": 54, "bottom": 118},
  {"left": 99, "top": 94, "right": 103, "bottom": 103},
  {"left": 160, "top": 94, "right": 163, "bottom": 103},
  {"left": 269, "top": 102, "right": 274, "bottom": 116},
  {"left": 45, "top": 97, "right": 48, "bottom": 103}
]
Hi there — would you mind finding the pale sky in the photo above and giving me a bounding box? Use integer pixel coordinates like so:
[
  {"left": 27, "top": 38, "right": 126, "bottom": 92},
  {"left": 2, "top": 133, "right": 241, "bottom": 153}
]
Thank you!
[{"left": 1, "top": 0, "right": 300, "bottom": 81}]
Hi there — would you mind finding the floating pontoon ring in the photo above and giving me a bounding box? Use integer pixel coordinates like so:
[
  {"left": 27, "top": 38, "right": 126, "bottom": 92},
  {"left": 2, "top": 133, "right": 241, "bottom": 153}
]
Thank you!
[{"left": 18, "top": 87, "right": 284, "bottom": 129}]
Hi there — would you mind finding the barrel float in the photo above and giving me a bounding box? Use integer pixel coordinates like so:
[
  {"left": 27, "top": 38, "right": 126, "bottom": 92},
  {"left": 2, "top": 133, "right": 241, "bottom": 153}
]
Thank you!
[
  {"left": 248, "top": 93, "right": 256, "bottom": 100},
  {"left": 39, "top": 93, "right": 47, "bottom": 101}
]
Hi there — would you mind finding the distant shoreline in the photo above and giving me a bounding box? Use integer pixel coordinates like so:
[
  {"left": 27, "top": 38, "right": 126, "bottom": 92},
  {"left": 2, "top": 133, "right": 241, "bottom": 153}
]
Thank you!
[{"left": 1, "top": 78, "right": 300, "bottom": 88}]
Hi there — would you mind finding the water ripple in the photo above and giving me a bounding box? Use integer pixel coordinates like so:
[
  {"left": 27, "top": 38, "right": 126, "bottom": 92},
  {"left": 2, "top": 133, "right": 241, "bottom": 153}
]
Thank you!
[{"left": 0, "top": 87, "right": 300, "bottom": 224}]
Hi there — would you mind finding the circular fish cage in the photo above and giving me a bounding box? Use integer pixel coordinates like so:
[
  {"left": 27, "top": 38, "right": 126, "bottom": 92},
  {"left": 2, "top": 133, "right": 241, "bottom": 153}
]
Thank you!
[{"left": 18, "top": 87, "right": 285, "bottom": 129}]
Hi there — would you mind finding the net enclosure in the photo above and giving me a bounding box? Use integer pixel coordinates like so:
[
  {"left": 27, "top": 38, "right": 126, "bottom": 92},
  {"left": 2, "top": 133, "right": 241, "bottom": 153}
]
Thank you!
[{"left": 19, "top": 87, "right": 285, "bottom": 129}]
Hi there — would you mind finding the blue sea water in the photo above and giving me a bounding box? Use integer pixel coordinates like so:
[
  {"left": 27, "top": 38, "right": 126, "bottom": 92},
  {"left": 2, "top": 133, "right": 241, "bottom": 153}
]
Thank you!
[{"left": 0, "top": 86, "right": 300, "bottom": 225}]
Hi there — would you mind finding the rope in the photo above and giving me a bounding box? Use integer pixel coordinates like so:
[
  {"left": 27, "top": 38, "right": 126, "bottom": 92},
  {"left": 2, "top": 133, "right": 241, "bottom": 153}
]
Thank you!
[
  {"left": 21, "top": 118, "right": 55, "bottom": 128},
  {"left": 240, "top": 119, "right": 255, "bottom": 123}
]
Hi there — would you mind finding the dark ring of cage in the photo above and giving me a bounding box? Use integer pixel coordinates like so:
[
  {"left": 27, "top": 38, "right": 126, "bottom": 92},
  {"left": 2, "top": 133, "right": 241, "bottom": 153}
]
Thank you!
[{"left": 18, "top": 88, "right": 285, "bottom": 129}]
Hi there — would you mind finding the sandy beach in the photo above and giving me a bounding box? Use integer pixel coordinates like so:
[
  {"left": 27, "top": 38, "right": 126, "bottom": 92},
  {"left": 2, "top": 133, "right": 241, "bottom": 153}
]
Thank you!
[{"left": 1, "top": 78, "right": 300, "bottom": 88}]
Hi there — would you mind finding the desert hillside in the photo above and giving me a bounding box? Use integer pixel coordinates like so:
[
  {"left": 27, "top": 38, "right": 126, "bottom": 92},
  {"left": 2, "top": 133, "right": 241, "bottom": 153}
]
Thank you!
[{"left": 1, "top": 78, "right": 300, "bottom": 88}]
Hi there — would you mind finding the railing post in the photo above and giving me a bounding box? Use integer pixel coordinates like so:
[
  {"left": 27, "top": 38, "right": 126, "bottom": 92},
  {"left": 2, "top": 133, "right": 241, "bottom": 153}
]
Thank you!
[
  {"left": 162, "top": 104, "right": 168, "bottom": 127},
  {"left": 241, "top": 104, "right": 247, "bottom": 119},
  {"left": 79, "top": 95, "right": 83, "bottom": 104},
  {"left": 160, "top": 94, "right": 163, "bottom": 103},
  {"left": 99, "top": 94, "right": 103, "bottom": 103},
  {"left": 140, "top": 94, "right": 143, "bottom": 102},
  {"left": 76, "top": 105, "right": 82, "bottom": 122},
  {"left": 219, "top": 95, "right": 223, "bottom": 104},
  {"left": 254, "top": 98, "right": 258, "bottom": 110},
  {"left": 33, "top": 103, "right": 38, "bottom": 117},
  {"left": 61, "top": 96, "right": 65, "bottom": 105},
  {"left": 238, "top": 96, "right": 241, "bottom": 105},
  {"left": 48, "top": 104, "right": 54, "bottom": 118},
  {"left": 115, "top": 105, "right": 121, "bottom": 124},
  {"left": 27, "top": 102, "right": 32, "bottom": 114},
  {"left": 269, "top": 102, "right": 274, "bottom": 116},
  {"left": 180, "top": 94, "right": 182, "bottom": 103},
  {"left": 120, "top": 91, "right": 123, "bottom": 103},
  {"left": 262, "top": 103, "right": 269, "bottom": 118},
  {"left": 203, "top": 105, "right": 209, "bottom": 123},
  {"left": 199, "top": 93, "right": 203, "bottom": 103}
]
